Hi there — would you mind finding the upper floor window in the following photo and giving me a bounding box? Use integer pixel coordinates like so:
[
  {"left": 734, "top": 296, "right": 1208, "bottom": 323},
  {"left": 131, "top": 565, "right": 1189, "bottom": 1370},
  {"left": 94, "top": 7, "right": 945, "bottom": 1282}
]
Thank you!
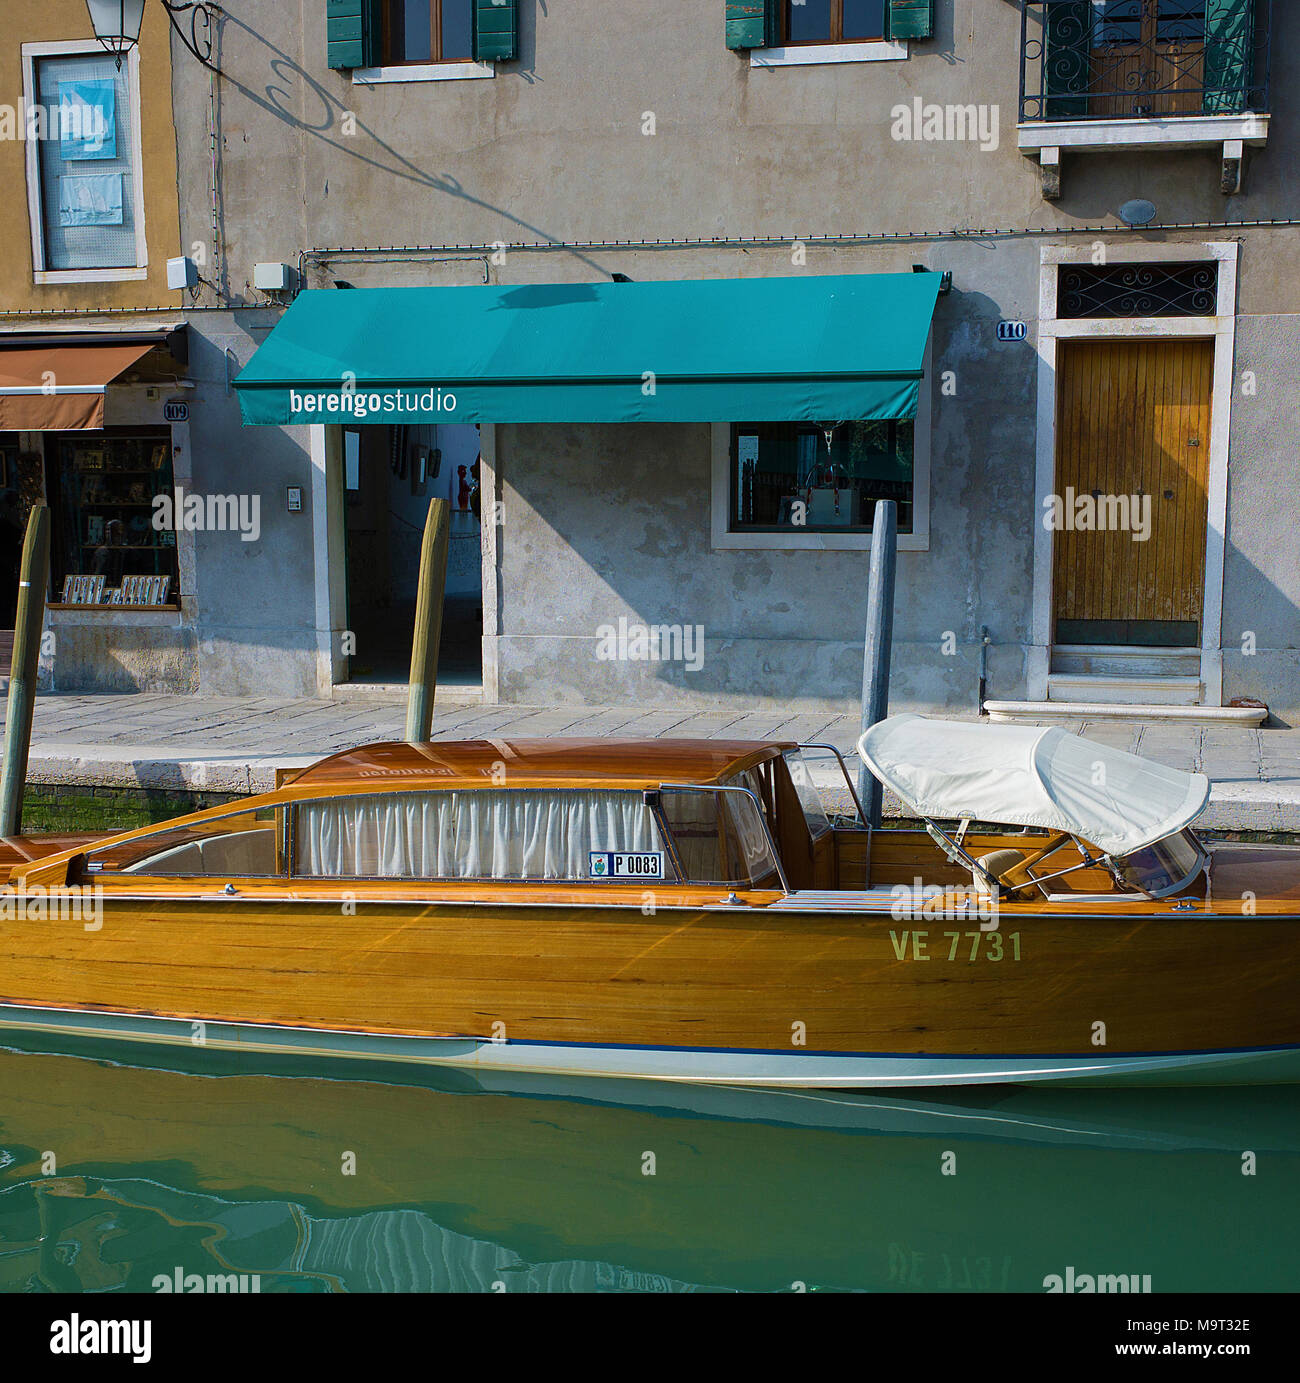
[
  {"left": 783, "top": 0, "right": 887, "bottom": 44},
  {"left": 382, "top": 0, "right": 474, "bottom": 64},
  {"left": 24, "top": 46, "right": 146, "bottom": 280}
]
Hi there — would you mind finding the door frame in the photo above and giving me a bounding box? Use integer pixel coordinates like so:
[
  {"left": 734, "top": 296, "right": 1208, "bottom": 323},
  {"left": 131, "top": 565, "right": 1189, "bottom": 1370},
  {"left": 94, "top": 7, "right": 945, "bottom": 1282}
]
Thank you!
[{"left": 1029, "top": 240, "right": 1238, "bottom": 705}]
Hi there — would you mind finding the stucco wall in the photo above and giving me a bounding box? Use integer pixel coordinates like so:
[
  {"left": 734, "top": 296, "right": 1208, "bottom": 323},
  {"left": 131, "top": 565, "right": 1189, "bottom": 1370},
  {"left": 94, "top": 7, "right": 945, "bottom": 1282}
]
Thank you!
[{"left": 184, "top": 311, "right": 320, "bottom": 696}]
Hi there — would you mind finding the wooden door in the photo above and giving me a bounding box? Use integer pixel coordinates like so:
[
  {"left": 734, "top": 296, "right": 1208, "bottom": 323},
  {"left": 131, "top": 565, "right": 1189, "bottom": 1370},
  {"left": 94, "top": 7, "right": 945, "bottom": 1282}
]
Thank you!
[
  {"left": 1089, "top": 0, "right": 1206, "bottom": 117},
  {"left": 1052, "top": 338, "right": 1213, "bottom": 647}
]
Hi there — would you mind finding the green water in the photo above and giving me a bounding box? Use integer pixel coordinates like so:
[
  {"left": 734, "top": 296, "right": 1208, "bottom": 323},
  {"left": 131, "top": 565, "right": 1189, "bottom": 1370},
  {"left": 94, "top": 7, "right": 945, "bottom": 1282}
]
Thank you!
[{"left": 0, "top": 1038, "right": 1296, "bottom": 1293}]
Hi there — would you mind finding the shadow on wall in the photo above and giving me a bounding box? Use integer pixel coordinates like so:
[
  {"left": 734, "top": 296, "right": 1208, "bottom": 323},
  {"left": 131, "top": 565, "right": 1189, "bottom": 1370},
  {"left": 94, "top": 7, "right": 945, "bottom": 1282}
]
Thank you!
[{"left": 210, "top": 9, "right": 612, "bottom": 290}]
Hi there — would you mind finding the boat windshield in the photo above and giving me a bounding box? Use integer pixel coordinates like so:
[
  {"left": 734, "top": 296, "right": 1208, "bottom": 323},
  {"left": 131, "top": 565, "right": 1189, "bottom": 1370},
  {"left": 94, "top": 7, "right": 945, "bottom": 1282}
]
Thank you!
[{"left": 1111, "top": 828, "right": 1207, "bottom": 899}]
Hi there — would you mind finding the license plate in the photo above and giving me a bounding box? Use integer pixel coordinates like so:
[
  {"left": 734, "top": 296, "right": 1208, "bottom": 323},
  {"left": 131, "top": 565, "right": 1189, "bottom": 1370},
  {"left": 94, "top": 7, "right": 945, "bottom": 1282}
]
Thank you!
[{"left": 588, "top": 851, "right": 664, "bottom": 880}]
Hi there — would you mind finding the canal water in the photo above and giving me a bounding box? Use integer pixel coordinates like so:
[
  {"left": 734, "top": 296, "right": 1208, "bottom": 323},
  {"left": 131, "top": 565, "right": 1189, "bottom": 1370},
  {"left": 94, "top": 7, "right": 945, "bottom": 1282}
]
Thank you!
[{"left": 1, "top": 1038, "right": 1296, "bottom": 1294}]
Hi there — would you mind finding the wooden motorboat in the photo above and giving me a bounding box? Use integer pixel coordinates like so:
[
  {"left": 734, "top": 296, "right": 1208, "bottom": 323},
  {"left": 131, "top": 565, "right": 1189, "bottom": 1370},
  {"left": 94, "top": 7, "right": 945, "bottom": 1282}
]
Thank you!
[{"left": 1, "top": 719, "right": 1298, "bottom": 1087}]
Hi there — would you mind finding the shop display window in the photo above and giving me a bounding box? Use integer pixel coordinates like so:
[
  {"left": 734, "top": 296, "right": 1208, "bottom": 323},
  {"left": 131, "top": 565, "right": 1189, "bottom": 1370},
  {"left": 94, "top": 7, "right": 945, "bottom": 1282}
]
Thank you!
[{"left": 47, "top": 429, "right": 178, "bottom": 607}]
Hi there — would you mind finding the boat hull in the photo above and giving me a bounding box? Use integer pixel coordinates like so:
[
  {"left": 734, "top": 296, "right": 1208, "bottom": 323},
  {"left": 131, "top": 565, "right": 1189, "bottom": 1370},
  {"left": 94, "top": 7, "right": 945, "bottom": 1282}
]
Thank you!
[
  {"left": 2, "top": 893, "right": 1299, "bottom": 1088},
  {"left": 1, "top": 999, "right": 1297, "bottom": 1088}
]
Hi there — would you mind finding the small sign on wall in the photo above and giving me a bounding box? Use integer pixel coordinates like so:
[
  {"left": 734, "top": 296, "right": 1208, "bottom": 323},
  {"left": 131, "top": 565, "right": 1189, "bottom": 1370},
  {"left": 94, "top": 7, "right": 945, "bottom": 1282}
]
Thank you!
[
  {"left": 163, "top": 401, "right": 189, "bottom": 422},
  {"left": 996, "top": 321, "right": 1028, "bottom": 342}
]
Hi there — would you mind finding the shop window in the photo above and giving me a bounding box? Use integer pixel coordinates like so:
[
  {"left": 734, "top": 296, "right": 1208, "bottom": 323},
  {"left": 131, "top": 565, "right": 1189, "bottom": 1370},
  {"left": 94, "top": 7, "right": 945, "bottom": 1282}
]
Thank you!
[
  {"left": 26, "top": 48, "right": 144, "bottom": 276},
  {"left": 728, "top": 421, "right": 914, "bottom": 535},
  {"left": 47, "top": 429, "right": 179, "bottom": 608},
  {"left": 382, "top": 0, "right": 474, "bottom": 63},
  {"left": 783, "top": 0, "right": 887, "bottom": 43}
]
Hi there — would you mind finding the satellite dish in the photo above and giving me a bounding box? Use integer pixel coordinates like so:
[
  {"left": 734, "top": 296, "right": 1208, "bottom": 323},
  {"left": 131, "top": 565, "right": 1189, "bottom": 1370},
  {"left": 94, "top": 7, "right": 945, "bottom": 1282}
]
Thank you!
[{"left": 1119, "top": 199, "right": 1158, "bottom": 227}]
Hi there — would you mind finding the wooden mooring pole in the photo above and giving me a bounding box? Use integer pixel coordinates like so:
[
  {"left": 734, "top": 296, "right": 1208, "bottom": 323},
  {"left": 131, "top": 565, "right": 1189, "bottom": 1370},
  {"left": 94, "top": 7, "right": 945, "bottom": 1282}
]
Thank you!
[
  {"left": 858, "top": 499, "right": 897, "bottom": 828},
  {"left": 405, "top": 497, "right": 450, "bottom": 744},
  {"left": 0, "top": 505, "right": 50, "bottom": 837}
]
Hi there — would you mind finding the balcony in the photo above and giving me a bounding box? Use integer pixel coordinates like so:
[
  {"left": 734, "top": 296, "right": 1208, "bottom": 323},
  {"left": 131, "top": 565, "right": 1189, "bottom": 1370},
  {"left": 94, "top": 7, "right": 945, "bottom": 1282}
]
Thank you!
[{"left": 1018, "top": 1, "right": 1272, "bottom": 196}]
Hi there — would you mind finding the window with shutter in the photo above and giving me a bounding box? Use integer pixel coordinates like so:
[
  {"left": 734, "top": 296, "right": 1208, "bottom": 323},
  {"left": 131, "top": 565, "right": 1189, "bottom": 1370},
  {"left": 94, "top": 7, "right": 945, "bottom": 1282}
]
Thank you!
[
  {"left": 369, "top": 0, "right": 478, "bottom": 64},
  {"left": 777, "top": 2, "right": 889, "bottom": 45}
]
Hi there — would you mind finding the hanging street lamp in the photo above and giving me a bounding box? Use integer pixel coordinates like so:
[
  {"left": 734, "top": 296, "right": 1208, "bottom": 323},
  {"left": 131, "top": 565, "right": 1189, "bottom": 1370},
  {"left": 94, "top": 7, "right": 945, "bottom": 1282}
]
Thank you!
[{"left": 84, "top": 0, "right": 220, "bottom": 71}]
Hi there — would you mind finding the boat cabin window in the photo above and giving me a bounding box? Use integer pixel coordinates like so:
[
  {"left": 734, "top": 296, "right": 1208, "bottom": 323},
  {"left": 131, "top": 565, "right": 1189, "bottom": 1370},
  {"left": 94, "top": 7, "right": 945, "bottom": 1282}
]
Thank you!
[
  {"left": 1110, "top": 828, "right": 1207, "bottom": 899},
  {"left": 783, "top": 748, "right": 863, "bottom": 830},
  {"left": 292, "top": 789, "right": 668, "bottom": 882},
  {"left": 80, "top": 806, "right": 285, "bottom": 877},
  {"left": 658, "top": 788, "right": 783, "bottom": 888}
]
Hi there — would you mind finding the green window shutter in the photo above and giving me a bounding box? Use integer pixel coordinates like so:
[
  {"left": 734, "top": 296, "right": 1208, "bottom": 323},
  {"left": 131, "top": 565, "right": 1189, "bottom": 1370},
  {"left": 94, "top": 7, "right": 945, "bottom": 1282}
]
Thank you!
[
  {"left": 1203, "top": 0, "right": 1254, "bottom": 114},
  {"left": 1044, "top": 1, "right": 1091, "bottom": 120},
  {"left": 726, "top": 1, "right": 777, "bottom": 51},
  {"left": 327, "top": 0, "right": 379, "bottom": 70},
  {"left": 888, "top": 0, "right": 933, "bottom": 41},
  {"left": 474, "top": 0, "right": 518, "bottom": 62},
  {"left": 327, "top": 0, "right": 381, "bottom": 70}
]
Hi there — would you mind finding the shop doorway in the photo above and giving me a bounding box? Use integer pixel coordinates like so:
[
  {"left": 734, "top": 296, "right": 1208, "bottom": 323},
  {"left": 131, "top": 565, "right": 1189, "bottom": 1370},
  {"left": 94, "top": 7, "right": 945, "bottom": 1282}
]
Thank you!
[{"left": 342, "top": 423, "right": 484, "bottom": 689}]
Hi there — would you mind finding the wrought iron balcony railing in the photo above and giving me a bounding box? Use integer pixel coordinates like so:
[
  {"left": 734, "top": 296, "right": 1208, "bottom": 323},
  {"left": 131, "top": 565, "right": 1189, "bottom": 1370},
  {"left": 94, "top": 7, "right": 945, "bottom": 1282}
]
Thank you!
[{"left": 1020, "top": 0, "right": 1271, "bottom": 123}]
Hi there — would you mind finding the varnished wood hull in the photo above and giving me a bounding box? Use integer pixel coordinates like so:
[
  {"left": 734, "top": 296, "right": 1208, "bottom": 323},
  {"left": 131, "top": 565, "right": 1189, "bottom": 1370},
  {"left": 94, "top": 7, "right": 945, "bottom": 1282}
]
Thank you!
[{"left": 2, "top": 893, "right": 1299, "bottom": 1086}]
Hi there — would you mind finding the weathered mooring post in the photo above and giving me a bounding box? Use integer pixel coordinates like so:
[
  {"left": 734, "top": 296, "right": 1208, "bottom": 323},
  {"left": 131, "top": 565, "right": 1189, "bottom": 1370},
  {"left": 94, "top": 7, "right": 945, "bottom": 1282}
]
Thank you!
[
  {"left": 0, "top": 505, "right": 50, "bottom": 837},
  {"left": 858, "top": 499, "right": 897, "bottom": 828},
  {"left": 405, "top": 497, "right": 450, "bottom": 744}
]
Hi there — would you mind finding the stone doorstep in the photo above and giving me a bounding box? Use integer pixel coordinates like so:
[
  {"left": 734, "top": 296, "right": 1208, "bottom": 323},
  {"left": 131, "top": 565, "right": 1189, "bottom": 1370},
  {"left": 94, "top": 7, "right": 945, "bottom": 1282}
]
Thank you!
[{"left": 985, "top": 699, "right": 1269, "bottom": 727}]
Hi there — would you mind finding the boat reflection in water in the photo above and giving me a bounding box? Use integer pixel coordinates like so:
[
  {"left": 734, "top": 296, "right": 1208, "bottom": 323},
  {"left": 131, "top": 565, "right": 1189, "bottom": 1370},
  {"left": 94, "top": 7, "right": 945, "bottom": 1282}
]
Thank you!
[{"left": 1, "top": 1040, "right": 1297, "bottom": 1293}]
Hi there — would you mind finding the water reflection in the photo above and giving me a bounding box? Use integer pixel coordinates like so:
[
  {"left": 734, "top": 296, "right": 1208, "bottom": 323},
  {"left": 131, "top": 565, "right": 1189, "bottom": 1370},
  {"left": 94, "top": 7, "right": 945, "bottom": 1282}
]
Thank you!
[{"left": 1, "top": 1040, "right": 1297, "bottom": 1293}]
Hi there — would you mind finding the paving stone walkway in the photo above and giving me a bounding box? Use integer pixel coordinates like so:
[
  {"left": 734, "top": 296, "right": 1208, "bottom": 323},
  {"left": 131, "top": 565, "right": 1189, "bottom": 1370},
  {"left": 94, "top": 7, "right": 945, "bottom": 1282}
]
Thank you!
[{"left": 6, "top": 692, "right": 1300, "bottom": 831}]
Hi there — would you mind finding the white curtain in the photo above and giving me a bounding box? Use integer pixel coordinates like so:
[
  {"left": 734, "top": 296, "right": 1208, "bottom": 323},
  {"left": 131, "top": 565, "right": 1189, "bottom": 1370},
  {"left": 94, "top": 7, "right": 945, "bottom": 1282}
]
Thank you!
[{"left": 294, "top": 790, "right": 663, "bottom": 881}]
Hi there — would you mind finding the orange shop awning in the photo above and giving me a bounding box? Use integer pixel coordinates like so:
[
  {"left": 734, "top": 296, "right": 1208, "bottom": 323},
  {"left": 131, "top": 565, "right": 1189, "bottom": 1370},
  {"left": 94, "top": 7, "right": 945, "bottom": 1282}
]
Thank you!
[{"left": 0, "top": 341, "right": 156, "bottom": 430}]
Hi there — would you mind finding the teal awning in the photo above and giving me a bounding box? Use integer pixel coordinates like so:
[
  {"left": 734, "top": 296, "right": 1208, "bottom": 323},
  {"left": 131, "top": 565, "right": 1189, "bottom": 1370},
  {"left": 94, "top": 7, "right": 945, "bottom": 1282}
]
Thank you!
[{"left": 234, "top": 273, "right": 941, "bottom": 427}]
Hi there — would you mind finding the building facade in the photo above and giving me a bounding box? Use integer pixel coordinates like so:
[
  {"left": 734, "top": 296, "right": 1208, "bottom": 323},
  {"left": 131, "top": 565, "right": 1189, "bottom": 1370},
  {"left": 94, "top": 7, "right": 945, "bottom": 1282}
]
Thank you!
[
  {"left": 16, "top": 2, "right": 1298, "bottom": 724},
  {"left": 0, "top": 0, "right": 196, "bottom": 689}
]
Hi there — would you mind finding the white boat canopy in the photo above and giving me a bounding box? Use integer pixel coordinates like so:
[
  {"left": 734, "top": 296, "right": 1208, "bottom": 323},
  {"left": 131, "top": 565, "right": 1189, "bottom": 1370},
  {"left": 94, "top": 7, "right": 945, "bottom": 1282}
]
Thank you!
[{"left": 857, "top": 714, "right": 1210, "bottom": 857}]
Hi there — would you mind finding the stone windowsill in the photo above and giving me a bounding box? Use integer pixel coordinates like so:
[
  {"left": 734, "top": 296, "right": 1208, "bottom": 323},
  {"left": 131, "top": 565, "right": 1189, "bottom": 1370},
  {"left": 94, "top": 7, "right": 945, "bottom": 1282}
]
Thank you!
[
  {"left": 352, "top": 60, "right": 495, "bottom": 85},
  {"left": 751, "top": 40, "right": 908, "bottom": 68}
]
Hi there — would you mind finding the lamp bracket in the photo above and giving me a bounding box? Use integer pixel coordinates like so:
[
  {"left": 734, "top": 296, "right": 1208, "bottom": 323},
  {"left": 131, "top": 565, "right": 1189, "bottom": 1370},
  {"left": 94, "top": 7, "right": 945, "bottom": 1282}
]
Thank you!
[{"left": 160, "top": 1, "right": 221, "bottom": 72}]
